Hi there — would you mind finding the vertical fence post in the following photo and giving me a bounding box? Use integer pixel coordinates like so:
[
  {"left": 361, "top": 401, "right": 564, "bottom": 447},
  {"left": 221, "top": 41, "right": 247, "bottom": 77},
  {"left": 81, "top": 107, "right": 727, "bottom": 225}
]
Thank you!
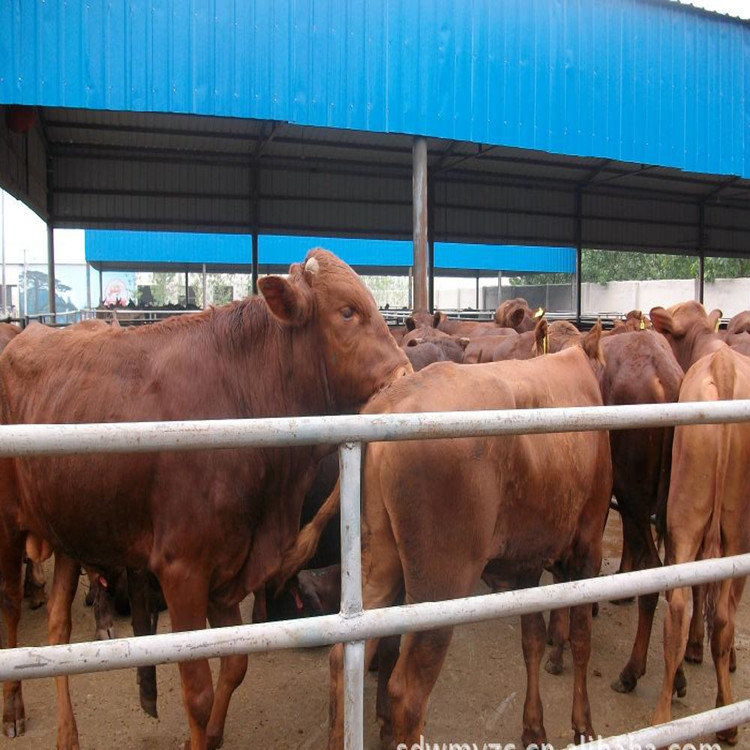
[{"left": 339, "top": 441, "right": 364, "bottom": 750}]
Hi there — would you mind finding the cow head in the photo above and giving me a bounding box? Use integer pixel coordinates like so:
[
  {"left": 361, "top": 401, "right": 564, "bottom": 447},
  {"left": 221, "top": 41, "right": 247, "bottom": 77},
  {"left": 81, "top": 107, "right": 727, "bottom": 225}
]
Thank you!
[
  {"left": 494, "top": 298, "right": 537, "bottom": 332},
  {"left": 650, "top": 301, "right": 723, "bottom": 372},
  {"left": 259, "top": 248, "right": 411, "bottom": 412}
]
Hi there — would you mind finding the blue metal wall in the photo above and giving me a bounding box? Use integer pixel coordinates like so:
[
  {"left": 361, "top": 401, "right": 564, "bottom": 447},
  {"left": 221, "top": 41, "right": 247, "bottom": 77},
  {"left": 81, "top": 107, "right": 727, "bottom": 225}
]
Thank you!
[
  {"left": 85, "top": 231, "right": 576, "bottom": 273},
  {"left": 2, "top": 0, "right": 747, "bottom": 178}
]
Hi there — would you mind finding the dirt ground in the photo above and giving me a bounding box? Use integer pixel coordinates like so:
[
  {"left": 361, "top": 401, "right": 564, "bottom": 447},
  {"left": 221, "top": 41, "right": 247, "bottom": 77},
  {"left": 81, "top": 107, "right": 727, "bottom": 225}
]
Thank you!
[{"left": 4, "top": 513, "right": 748, "bottom": 749}]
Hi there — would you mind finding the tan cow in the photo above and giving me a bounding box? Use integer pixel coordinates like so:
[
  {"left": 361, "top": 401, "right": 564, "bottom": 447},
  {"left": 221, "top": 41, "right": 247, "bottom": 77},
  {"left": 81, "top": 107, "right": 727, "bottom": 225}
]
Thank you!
[
  {"left": 322, "top": 326, "right": 612, "bottom": 748},
  {"left": 649, "top": 301, "right": 750, "bottom": 745}
]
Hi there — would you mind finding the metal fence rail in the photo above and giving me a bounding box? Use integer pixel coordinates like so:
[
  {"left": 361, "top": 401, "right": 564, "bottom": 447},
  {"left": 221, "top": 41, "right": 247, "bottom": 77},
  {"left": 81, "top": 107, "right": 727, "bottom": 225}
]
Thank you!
[{"left": 1, "top": 400, "right": 750, "bottom": 749}]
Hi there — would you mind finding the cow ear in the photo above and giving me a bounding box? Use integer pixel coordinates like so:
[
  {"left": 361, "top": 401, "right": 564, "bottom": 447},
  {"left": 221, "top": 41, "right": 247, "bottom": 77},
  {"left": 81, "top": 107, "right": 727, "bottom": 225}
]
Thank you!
[
  {"left": 582, "top": 320, "right": 604, "bottom": 365},
  {"left": 406, "top": 338, "right": 422, "bottom": 347},
  {"left": 649, "top": 307, "right": 680, "bottom": 337},
  {"left": 509, "top": 307, "right": 525, "bottom": 329},
  {"left": 405, "top": 317, "right": 416, "bottom": 332},
  {"left": 458, "top": 337, "right": 470, "bottom": 350},
  {"left": 433, "top": 311, "right": 442, "bottom": 328},
  {"left": 708, "top": 308, "right": 723, "bottom": 333},
  {"left": 258, "top": 276, "right": 313, "bottom": 326}
]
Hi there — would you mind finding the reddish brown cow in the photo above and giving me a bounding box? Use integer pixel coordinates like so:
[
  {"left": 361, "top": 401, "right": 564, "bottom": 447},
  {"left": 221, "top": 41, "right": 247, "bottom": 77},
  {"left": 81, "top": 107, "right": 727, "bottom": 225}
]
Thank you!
[
  {"left": 0, "top": 249, "right": 410, "bottom": 750},
  {"left": 726, "top": 310, "right": 750, "bottom": 335},
  {"left": 0, "top": 324, "right": 46, "bottom": 611},
  {"left": 649, "top": 302, "right": 750, "bottom": 745},
  {"left": 599, "top": 331, "right": 684, "bottom": 694},
  {"left": 321, "top": 327, "right": 612, "bottom": 748},
  {"left": 402, "top": 337, "right": 467, "bottom": 371},
  {"left": 494, "top": 297, "right": 542, "bottom": 332},
  {"left": 464, "top": 319, "right": 548, "bottom": 364}
]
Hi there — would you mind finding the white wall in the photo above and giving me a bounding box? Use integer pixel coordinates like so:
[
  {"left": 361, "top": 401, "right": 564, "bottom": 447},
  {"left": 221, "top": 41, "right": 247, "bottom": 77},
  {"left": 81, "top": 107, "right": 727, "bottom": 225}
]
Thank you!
[{"left": 582, "top": 278, "right": 750, "bottom": 318}]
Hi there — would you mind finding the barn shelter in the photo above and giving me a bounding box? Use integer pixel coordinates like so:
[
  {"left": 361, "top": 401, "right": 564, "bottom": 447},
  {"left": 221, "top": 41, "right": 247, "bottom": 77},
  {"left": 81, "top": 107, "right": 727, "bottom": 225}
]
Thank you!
[{"left": 1, "top": 0, "right": 749, "bottom": 318}]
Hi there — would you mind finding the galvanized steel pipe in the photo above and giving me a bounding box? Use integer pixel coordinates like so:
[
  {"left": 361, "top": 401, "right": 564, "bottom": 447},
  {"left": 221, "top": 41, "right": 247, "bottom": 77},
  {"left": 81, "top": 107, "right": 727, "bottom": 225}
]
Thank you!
[
  {"left": 1, "top": 554, "right": 748, "bottom": 683},
  {"left": 578, "top": 701, "right": 750, "bottom": 750},
  {"left": 1, "top": 400, "right": 749, "bottom": 457}
]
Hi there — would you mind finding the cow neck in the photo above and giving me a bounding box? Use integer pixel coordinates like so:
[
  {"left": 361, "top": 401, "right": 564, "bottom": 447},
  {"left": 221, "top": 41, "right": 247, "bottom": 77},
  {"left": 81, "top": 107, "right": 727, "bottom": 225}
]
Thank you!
[
  {"left": 209, "top": 298, "right": 332, "bottom": 419},
  {"left": 677, "top": 326, "right": 726, "bottom": 372}
]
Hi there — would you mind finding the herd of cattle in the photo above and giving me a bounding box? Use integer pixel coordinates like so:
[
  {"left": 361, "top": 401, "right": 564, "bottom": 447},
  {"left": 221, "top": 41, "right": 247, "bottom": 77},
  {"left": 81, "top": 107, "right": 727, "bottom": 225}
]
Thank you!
[{"left": 0, "top": 248, "right": 748, "bottom": 749}]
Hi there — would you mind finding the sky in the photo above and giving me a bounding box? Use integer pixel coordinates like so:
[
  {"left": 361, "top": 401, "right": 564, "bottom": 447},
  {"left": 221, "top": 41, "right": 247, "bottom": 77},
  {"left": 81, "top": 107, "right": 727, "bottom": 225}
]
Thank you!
[{"left": 672, "top": 0, "right": 750, "bottom": 19}]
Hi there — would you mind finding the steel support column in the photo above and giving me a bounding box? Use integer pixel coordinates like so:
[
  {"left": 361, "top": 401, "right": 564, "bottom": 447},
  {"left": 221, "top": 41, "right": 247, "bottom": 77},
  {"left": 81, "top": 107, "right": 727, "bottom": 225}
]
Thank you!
[
  {"left": 427, "top": 176, "right": 435, "bottom": 312},
  {"left": 202, "top": 264, "right": 207, "bottom": 308},
  {"left": 575, "top": 189, "right": 582, "bottom": 322},
  {"left": 698, "top": 204, "right": 706, "bottom": 304},
  {"left": 251, "top": 164, "right": 260, "bottom": 295},
  {"left": 412, "top": 137, "right": 429, "bottom": 312},
  {"left": 47, "top": 222, "right": 56, "bottom": 321}
]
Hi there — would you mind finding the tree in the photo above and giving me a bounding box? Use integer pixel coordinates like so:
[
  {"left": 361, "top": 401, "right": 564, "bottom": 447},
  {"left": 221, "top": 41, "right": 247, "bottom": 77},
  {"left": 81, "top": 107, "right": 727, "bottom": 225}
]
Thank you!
[
  {"left": 508, "top": 251, "right": 750, "bottom": 286},
  {"left": 19, "top": 270, "right": 76, "bottom": 316}
]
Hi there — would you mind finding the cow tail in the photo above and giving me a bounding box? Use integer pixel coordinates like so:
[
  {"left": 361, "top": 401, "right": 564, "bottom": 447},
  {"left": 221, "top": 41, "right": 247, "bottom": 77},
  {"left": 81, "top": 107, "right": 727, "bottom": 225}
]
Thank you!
[
  {"left": 273, "top": 481, "right": 341, "bottom": 592},
  {"left": 703, "top": 349, "right": 735, "bottom": 637},
  {"left": 654, "top": 424, "right": 674, "bottom": 548}
]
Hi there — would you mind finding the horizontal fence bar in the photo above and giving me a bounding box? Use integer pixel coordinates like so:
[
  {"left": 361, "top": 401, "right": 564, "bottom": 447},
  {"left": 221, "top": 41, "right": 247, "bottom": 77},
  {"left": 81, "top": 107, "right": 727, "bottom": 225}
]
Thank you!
[
  {"left": 578, "top": 701, "right": 750, "bottom": 750},
  {"left": 1, "top": 554, "right": 748, "bottom": 683},
  {"left": 1, "top": 399, "right": 750, "bottom": 457}
]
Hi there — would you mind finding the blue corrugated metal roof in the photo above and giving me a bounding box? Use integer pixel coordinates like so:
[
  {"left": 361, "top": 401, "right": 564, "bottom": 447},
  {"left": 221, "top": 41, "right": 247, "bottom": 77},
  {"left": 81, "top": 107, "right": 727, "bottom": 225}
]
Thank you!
[
  {"left": 2, "top": 0, "right": 747, "bottom": 179},
  {"left": 85, "top": 231, "right": 575, "bottom": 274}
]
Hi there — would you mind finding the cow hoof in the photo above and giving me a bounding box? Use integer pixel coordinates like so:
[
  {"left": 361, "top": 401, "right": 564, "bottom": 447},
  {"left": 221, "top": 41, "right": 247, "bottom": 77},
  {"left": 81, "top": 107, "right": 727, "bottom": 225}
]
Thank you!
[
  {"left": 139, "top": 693, "right": 158, "bottom": 719},
  {"left": 521, "top": 726, "right": 547, "bottom": 748},
  {"left": 207, "top": 734, "right": 224, "bottom": 750},
  {"left": 84, "top": 589, "right": 95, "bottom": 607},
  {"left": 673, "top": 669, "right": 687, "bottom": 698},
  {"left": 3, "top": 717, "right": 25, "bottom": 739},
  {"left": 573, "top": 729, "right": 595, "bottom": 745},
  {"left": 611, "top": 672, "right": 637, "bottom": 694},
  {"left": 95, "top": 626, "right": 115, "bottom": 641},
  {"left": 544, "top": 656, "right": 563, "bottom": 675},
  {"left": 27, "top": 587, "right": 47, "bottom": 610},
  {"left": 716, "top": 725, "right": 738, "bottom": 745},
  {"left": 684, "top": 642, "right": 703, "bottom": 664}
]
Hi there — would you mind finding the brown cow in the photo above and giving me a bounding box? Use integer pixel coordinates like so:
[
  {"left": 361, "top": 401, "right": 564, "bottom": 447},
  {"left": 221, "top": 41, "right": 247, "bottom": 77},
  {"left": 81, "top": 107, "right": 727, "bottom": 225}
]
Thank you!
[
  {"left": 463, "top": 318, "right": 548, "bottom": 364},
  {"left": 0, "top": 249, "right": 410, "bottom": 749},
  {"left": 403, "top": 337, "right": 468, "bottom": 371},
  {"left": 649, "top": 301, "right": 750, "bottom": 745},
  {"left": 321, "top": 326, "right": 611, "bottom": 748},
  {"left": 494, "top": 297, "right": 542, "bottom": 332},
  {"left": 0, "top": 324, "right": 46, "bottom": 611}
]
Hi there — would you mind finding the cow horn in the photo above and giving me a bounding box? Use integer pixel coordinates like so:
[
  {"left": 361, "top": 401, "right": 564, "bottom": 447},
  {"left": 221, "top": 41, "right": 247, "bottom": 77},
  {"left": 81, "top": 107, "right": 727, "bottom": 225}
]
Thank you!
[{"left": 305, "top": 257, "right": 320, "bottom": 275}]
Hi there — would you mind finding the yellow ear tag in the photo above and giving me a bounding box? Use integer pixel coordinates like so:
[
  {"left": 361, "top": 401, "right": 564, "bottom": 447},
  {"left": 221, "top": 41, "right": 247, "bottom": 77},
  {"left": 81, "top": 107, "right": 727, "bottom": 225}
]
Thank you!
[
  {"left": 639, "top": 319, "right": 645, "bottom": 330},
  {"left": 714, "top": 318, "right": 721, "bottom": 333},
  {"left": 534, "top": 307, "right": 544, "bottom": 319}
]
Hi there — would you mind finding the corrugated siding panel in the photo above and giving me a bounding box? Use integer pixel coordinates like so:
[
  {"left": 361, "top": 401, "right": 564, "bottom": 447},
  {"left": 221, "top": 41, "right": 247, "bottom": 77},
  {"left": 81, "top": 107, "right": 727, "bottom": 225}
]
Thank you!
[
  {"left": 85, "top": 230, "right": 576, "bottom": 272},
  {"left": 1, "top": 0, "right": 747, "bottom": 178}
]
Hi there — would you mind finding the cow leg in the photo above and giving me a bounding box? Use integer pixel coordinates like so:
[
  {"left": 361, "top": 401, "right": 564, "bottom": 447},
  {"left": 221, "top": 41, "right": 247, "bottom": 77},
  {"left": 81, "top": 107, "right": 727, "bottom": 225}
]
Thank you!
[
  {"left": 545, "top": 606, "right": 568, "bottom": 676},
  {"left": 712, "top": 575, "right": 745, "bottom": 744},
  {"left": 127, "top": 568, "right": 159, "bottom": 718},
  {"left": 653, "top": 581, "right": 692, "bottom": 727},
  {"left": 158, "top": 565, "right": 212, "bottom": 750},
  {"left": 521, "top": 611, "right": 548, "bottom": 747},
  {"left": 569, "top": 600, "right": 595, "bottom": 743},
  {"left": 374, "top": 635, "right": 401, "bottom": 745},
  {"left": 89, "top": 573, "right": 116, "bottom": 641},
  {"left": 23, "top": 559, "right": 47, "bottom": 610},
  {"left": 205, "top": 601, "right": 247, "bottom": 750},
  {"left": 48, "top": 553, "right": 82, "bottom": 750},
  {"left": 612, "top": 518, "right": 662, "bottom": 693},
  {"left": 0, "top": 525, "right": 26, "bottom": 738},
  {"left": 685, "top": 585, "right": 705, "bottom": 664},
  {"left": 611, "top": 513, "right": 637, "bottom": 604},
  {"left": 387, "top": 627, "right": 454, "bottom": 746}
]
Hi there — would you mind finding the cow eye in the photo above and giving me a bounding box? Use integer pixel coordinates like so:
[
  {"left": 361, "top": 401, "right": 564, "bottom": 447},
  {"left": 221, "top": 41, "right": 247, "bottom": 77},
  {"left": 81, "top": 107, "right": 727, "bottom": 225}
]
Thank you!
[{"left": 341, "top": 306, "right": 355, "bottom": 320}]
